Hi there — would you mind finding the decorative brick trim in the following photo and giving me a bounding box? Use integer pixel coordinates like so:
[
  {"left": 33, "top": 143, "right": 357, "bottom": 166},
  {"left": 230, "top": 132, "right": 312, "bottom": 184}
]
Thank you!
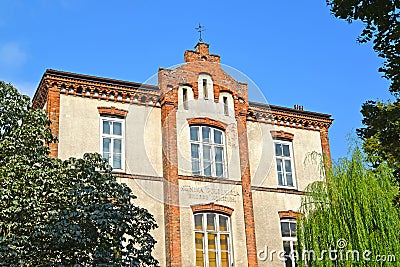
[
  {"left": 187, "top": 117, "right": 228, "bottom": 130},
  {"left": 97, "top": 106, "right": 128, "bottom": 118},
  {"left": 278, "top": 210, "right": 301, "bottom": 219},
  {"left": 270, "top": 130, "right": 294, "bottom": 141},
  {"left": 33, "top": 69, "right": 160, "bottom": 109},
  {"left": 191, "top": 203, "right": 234, "bottom": 216},
  {"left": 248, "top": 102, "right": 333, "bottom": 132}
]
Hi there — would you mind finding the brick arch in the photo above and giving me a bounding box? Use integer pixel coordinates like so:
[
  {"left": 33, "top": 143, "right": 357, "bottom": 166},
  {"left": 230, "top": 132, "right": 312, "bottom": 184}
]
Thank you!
[
  {"left": 278, "top": 210, "right": 301, "bottom": 219},
  {"left": 187, "top": 117, "right": 228, "bottom": 130},
  {"left": 270, "top": 130, "right": 294, "bottom": 141},
  {"left": 191, "top": 203, "right": 234, "bottom": 216},
  {"left": 97, "top": 106, "right": 128, "bottom": 118}
]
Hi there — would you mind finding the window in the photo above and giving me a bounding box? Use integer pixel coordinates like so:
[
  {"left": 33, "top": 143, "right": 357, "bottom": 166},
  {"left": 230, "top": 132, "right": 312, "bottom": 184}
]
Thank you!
[
  {"left": 223, "top": 97, "right": 228, "bottom": 116},
  {"left": 274, "top": 141, "right": 295, "bottom": 187},
  {"left": 203, "top": 79, "right": 208, "bottom": 99},
  {"left": 183, "top": 88, "right": 188, "bottom": 109},
  {"left": 100, "top": 117, "right": 124, "bottom": 171},
  {"left": 281, "top": 219, "right": 297, "bottom": 267},
  {"left": 190, "top": 126, "right": 226, "bottom": 177},
  {"left": 194, "top": 213, "right": 232, "bottom": 267}
]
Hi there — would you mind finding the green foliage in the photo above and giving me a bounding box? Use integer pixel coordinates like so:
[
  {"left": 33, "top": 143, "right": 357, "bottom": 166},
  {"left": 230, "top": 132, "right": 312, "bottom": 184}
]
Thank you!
[
  {"left": 357, "top": 99, "right": 400, "bottom": 182},
  {"left": 0, "top": 81, "right": 159, "bottom": 266},
  {"left": 326, "top": 0, "right": 400, "bottom": 195},
  {"left": 297, "top": 149, "right": 400, "bottom": 266}
]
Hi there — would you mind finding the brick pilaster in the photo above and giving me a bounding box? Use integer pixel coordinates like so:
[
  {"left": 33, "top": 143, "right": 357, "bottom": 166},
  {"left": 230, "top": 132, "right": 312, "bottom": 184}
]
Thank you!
[
  {"left": 46, "top": 85, "right": 60, "bottom": 158},
  {"left": 235, "top": 100, "right": 259, "bottom": 267},
  {"left": 160, "top": 94, "right": 182, "bottom": 267},
  {"left": 320, "top": 128, "right": 331, "bottom": 166}
]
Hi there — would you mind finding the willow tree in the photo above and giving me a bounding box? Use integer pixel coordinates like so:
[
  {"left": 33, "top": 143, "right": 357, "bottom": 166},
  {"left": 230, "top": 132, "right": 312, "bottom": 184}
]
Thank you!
[{"left": 297, "top": 149, "right": 400, "bottom": 266}]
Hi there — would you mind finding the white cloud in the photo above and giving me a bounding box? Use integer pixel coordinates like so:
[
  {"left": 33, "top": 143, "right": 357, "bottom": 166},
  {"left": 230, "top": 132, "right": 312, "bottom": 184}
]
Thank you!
[{"left": 0, "top": 42, "right": 27, "bottom": 68}]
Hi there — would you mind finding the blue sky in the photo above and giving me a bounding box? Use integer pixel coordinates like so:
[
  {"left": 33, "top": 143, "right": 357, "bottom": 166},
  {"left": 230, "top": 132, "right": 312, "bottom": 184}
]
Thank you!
[{"left": 0, "top": 0, "right": 394, "bottom": 160}]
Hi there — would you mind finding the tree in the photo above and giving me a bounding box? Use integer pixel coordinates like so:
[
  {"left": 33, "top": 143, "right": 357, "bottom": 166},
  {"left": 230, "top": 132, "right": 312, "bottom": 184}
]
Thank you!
[
  {"left": 297, "top": 149, "right": 400, "bottom": 266},
  {"left": 326, "top": 1, "right": 400, "bottom": 183},
  {"left": 0, "top": 81, "right": 159, "bottom": 266}
]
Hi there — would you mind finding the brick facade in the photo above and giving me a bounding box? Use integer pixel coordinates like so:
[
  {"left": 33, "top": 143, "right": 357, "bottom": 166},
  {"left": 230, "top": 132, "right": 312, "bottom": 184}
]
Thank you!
[{"left": 32, "top": 41, "right": 334, "bottom": 267}]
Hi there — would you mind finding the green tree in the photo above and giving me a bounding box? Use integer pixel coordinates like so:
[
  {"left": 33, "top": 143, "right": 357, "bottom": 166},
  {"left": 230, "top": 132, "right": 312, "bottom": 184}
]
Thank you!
[
  {"left": 0, "top": 81, "right": 159, "bottom": 266},
  {"left": 297, "top": 149, "right": 400, "bottom": 266},
  {"left": 326, "top": 1, "right": 400, "bottom": 183}
]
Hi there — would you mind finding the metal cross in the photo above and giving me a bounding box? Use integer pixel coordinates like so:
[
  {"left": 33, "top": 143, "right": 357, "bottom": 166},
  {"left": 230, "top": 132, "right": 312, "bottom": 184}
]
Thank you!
[{"left": 195, "top": 23, "right": 206, "bottom": 42}]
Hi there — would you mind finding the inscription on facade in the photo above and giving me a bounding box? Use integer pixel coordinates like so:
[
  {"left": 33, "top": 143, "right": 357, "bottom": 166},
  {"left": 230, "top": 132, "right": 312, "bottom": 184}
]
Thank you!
[{"left": 180, "top": 185, "right": 240, "bottom": 202}]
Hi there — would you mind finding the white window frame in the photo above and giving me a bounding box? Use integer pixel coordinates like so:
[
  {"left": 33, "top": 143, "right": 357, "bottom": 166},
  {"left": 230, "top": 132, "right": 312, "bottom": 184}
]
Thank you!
[
  {"left": 190, "top": 126, "right": 227, "bottom": 178},
  {"left": 100, "top": 116, "right": 125, "bottom": 172},
  {"left": 274, "top": 140, "right": 296, "bottom": 188},
  {"left": 194, "top": 213, "right": 233, "bottom": 267},
  {"left": 280, "top": 219, "right": 297, "bottom": 267}
]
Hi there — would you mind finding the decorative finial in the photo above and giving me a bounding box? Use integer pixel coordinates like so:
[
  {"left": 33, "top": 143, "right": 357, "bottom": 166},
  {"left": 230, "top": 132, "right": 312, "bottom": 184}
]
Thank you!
[{"left": 195, "top": 23, "right": 206, "bottom": 42}]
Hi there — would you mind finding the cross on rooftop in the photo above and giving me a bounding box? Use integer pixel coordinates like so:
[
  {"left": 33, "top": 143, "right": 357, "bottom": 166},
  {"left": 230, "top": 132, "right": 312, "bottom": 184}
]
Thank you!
[{"left": 195, "top": 23, "right": 206, "bottom": 42}]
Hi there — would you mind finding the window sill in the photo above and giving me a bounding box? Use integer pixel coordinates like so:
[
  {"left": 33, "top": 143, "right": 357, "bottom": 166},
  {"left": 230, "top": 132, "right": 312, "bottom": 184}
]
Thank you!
[
  {"left": 111, "top": 169, "right": 125, "bottom": 173},
  {"left": 277, "top": 185, "right": 298, "bottom": 190}
]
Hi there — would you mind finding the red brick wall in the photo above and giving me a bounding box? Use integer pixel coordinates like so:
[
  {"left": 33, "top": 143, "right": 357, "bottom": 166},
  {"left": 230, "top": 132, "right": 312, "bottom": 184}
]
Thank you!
[
  {"left": 160, "top": 90, "right": 182, "bottom": 267},
  {"left": 46, "top": 85, "right": 60, "bottom": 158},
  {"left": 159, "top": 42, "right": 259, "bottom": 267}
]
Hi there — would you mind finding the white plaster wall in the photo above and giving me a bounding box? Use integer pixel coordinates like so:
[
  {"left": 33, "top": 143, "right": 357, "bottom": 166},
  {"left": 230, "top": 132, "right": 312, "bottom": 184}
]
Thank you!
[
  {"left": 247, "top": 121, "right": 323, "bottom": 190},
  {"left": 176, "top": 95, "right": 241, "bottom": 181},
  {"left": 179, "top": 179, "right": 248, "bottom": 267},
  {"left": 252, "top": 191, "right": 302, "bottom": 267},
  {"left": 58, "top": 95, "right": 163, "bottom": 177},
  {"left": 119, "top": 178, "right": 166, "bottom": 267}
]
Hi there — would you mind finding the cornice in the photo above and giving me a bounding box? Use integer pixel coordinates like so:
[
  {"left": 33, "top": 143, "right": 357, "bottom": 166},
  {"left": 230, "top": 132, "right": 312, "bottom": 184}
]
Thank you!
[
  {"left": 32, "top": 69, "right": 161, "bottom": 109},
  {"left": 248, "top": 102, "right": 333, "bottom": 131},
  {"left": 32, "top": 70, "right": 334, "bottom": 133}
]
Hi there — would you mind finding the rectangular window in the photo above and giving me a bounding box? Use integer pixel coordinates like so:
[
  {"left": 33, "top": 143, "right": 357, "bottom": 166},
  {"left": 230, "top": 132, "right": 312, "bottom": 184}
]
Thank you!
[
  {"left": 281, "top": 219, "right": 297, "bottom": 267},
  {"left": 190, "top": 126, "right": 226, "bottom": 178},
  {"left": 223, "top": 96, "right": 228, "bottom": 116},
  {"left": 203, "top": 79, "right": 208, "bottom": 99},
  {"left": 183, "top": 88, "right": 188, "bottom": 110},
  {"left": 274, "top": 141, "right": 295, "bottom": 187},
  {"left": 194, "top": 213, "right": 232, "bottom": 267},
  {"left": 101, "top": 117, "right": 124, "bottom": 171}
]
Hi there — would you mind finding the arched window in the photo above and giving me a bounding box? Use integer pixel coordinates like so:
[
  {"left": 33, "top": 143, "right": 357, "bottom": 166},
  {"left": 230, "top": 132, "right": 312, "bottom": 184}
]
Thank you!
[
  {"left": 194, "top": 212, "right": 232, "bottom": 267},
  {"left": 190, "top": 126, "right": 226, "bottom": 177}
]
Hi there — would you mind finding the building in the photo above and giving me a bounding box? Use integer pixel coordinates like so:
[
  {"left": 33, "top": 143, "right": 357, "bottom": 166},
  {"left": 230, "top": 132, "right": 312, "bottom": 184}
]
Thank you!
[{"left": 32, "top": 42, "right": 333, "bottom": 267}]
